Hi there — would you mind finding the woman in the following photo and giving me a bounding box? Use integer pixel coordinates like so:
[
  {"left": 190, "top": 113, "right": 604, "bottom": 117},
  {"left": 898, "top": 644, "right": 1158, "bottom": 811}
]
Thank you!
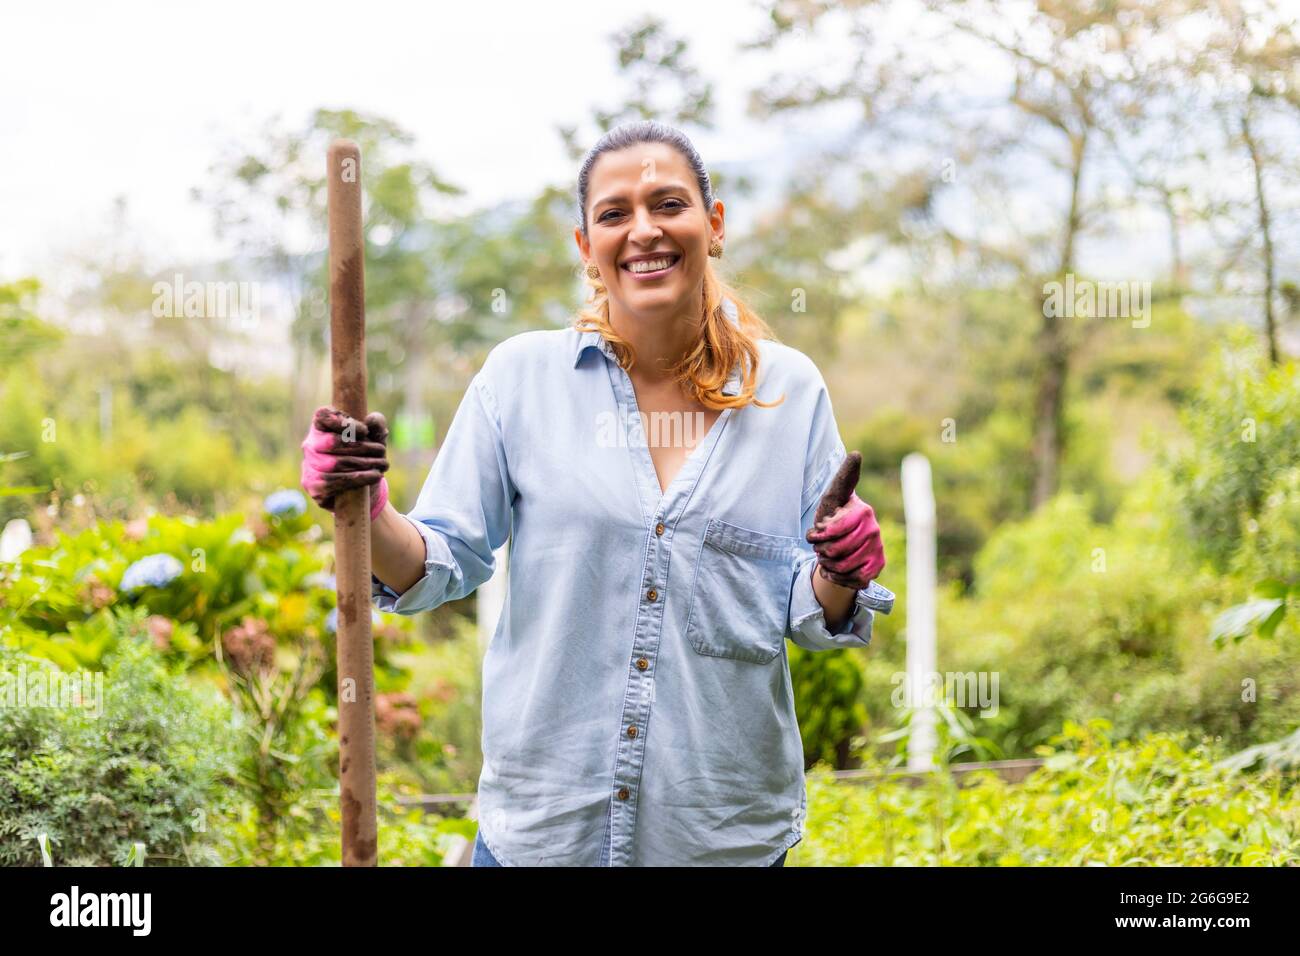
[{"left": 301, "top": 121, "right": 893, "bottom": 867}]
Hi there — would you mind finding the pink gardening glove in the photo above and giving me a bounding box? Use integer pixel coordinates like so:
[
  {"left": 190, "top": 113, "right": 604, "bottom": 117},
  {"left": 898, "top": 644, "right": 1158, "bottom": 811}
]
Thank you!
[
  {"left": 300, "top": 406, "right": 390, "bottom": 521},
  {"left": 806, "top": 451, "right": 886, "bottom": 589}
]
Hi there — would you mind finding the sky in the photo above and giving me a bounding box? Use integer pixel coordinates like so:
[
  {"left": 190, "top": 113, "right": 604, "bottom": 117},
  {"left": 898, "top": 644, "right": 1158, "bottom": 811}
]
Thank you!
[
  {"left": 1, "top": 0, "right": 1285, "bottom": 320},
  {"left": 1, "top": 0, "right": 857, "bottom": 280}
]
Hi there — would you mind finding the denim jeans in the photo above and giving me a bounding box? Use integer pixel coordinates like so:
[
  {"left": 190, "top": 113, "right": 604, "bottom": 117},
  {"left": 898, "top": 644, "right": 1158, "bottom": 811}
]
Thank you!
[{"left": 471, "top": 829, "right": 788, "bottom": 867}]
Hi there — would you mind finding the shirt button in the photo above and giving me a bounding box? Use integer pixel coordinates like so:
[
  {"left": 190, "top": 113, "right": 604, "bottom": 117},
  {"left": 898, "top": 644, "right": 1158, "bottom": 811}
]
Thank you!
[
  {"left": 635, "top": 657, "right": 649, "bottom": 671},
  {"left": 627, "top": 725, "right": 637, "bottom": 738},
  {"left": 655, "top": 522, "right": 665, "bottom": 536},
  {"left": 617, "top": 787, "right": 630, "bottom": 800},
  {"left": 646, "top": 588, "right": 658, "bottom": 602}
]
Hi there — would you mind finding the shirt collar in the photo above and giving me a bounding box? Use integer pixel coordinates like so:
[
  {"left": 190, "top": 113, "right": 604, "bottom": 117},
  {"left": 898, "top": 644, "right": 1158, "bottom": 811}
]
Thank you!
[{"left": 573, "top": 297, "right": 743, "bottom": 396}]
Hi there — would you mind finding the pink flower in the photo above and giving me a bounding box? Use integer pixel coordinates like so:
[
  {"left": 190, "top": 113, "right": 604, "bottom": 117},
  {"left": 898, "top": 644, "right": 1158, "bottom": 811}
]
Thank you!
[{"left": 146, "top": 615, "right": 173, "bottom": 651}]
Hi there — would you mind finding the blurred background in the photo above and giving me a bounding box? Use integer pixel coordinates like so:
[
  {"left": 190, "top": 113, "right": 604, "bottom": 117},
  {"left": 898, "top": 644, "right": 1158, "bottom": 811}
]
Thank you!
[{"left": 2, "top": 0, "right": 1298, "bottom": 866}]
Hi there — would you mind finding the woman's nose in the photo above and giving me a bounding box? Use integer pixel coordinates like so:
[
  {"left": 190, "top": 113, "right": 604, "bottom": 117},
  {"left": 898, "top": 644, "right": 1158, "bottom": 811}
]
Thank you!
[{"left": 628, "top": 205, "right": 662, "bottom": 243}]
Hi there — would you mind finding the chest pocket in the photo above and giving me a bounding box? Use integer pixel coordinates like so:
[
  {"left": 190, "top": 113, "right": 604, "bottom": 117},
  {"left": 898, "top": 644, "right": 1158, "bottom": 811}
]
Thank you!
[{"left": 684, "top": 517, "right": 800, "bottom": 664}]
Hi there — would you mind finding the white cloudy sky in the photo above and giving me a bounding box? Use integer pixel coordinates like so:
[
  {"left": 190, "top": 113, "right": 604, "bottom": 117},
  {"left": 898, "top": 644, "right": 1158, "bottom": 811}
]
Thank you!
[
  {"left": 1, "top": 0, "right": 871, "bottom": 280},
  {"left": 3, "top": 0, "right": 1265, "bottom": 301}
]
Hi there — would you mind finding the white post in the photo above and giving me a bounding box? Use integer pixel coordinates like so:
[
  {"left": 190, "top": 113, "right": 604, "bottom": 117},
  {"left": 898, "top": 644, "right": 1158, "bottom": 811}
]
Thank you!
[{"left": 901, "top": 453, "right": 937, "bottom": 771}]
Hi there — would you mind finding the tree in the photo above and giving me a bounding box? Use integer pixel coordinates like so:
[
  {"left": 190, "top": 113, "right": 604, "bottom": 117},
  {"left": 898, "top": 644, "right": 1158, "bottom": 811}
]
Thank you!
[
  {"left": 555, "top": 15, "right": 717, "bottom": 162},
  {"left": 746, "top": 0, "right": 1286, "bottom": 506},
  {"left": 1192, "top": 0, "right": 1299, "bottom": 366},
  {"left": 195, "top": 109, "right": 465, "bottom": 454},
  {"left": 0, "top": 278, "right": 62, "bottom": 367}
]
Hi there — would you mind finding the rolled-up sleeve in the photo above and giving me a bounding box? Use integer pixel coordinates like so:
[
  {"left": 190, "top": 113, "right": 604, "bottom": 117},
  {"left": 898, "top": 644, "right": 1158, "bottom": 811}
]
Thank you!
[
  {"left": 371, "top": 365, "right": 516, "bottom": 616},
  {"left": 785, "top": 379, "right": 893, "bottom": 651}
]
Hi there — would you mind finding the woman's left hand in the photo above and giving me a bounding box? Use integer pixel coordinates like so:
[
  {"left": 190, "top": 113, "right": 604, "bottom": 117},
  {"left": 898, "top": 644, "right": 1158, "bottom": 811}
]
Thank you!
[{"left": 807, "top": 451, "right": 886, "bottom": 590}]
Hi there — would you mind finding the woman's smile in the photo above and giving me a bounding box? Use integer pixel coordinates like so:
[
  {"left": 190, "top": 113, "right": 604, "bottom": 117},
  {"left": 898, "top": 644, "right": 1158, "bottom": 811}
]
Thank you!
[{"left": 621, "top": 253, "right": 681, "bottom": 280}]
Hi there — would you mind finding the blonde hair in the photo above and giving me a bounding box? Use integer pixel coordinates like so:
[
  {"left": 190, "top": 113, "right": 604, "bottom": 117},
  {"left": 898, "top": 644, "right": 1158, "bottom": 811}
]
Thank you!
[{"left": 573, "top": 120, "right": 786, "bottom": 412}]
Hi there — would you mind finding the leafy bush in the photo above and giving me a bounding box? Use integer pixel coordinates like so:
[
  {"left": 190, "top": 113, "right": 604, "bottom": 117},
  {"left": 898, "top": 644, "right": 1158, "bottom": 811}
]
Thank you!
[
  {"left": 210, "top": 771, "right": 473, "bottom": 866},
  {"left": 0, "top": 504, "right": 475, "bottom": 863},
  {"left": 790, "top": 643, "right": 867, "bottom": 770},
  {"left": 0, "top": 307, "right": 295, "bottom": 524},
  {"left": 0, "top": 624, "right": 239, "bottom": 865},
  {"left": 0, "top": 507, "right": 420, "bottom": 693},
  {"left": 796, "top": 718, "right": 1300, "bottom": 866},
  {"left": 891, "top": 482, "right": 1300, "bottom": 759},
  {"left": 1165, "top": 332, "right": 1300, "bottom": 572},
  {"left": 376, "top": 614, "right": 486, "bottom": 795}
]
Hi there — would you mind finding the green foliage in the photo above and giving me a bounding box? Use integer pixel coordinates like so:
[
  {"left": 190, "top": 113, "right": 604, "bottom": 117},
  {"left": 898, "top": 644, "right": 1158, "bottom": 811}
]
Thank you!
[
  {"left": 225, "top": 675, "right": 336, "bottom": 865},
  {"left": 798, "top": 478, "right": 1179, "bottom": 771},
  {"left": 930, "top": 406, "right": 1038, "bottom": 577},
  {"left": 0, "top": 511, "right": 335, "bottom": 660},
  {"left": 962, "top": 491, "right": 1192, "bottom": 749},
  {"left": 0, "top": 631, "right": 239, "bottom": 866},
  {"left": 210, "top": 772, "right": 472, "bottom": 866},
  {"left": 1210, "top": 463, "right": 1300, "bottom": 647},
  {"left": 0, "top": 504, "right": 481, "bottom": 863},
  {"left": 377, "top": 614, "right": 486, "bottom": 795},
  {"left": 1165, "top": 333, "right": 1300, "bottom": 572},
  {"left": 796, "top": 719, "right": 1300, "bottom": 866},
  {"left": 1219, "top": 726, "right": 1300, "bottom": 774},
  {"left": 0, "top": 348, "right": 292, "bottom": 525},
  {"left": 874, "top": 697, "right": 1005, "bottom": 768},
  {"left": 1210, "top": 591, "right": 1291, "bottom": 647},
  {"left": 1234, "top": 464, "right": 1300, "bottom": 586},
  {"left": 0, "top": 505, "right": 427, "bottom": 697},
  {"left": 904, "top": 481, "right": 1300, "bottom": 759},
  {"left": 846, "top": 385, "right": 1122, "bottom": 590},
  {"left": 789, "top": 643, "right": 867, "bottom": 769},
  {"left": 0, "top": 266, "right": 293, "bottom": 525},
  {"left": 0, "top": 278, "right": 63, "bottom": 366}
]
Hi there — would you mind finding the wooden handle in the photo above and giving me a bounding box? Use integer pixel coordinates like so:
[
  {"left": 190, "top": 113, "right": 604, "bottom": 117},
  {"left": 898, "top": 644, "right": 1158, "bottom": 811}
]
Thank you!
[
  {"left": 327, "top": 139, "right": 378, "bottom": 867},
  {"left": 814, "top": 451, "right": 862, "bottom": 525}
]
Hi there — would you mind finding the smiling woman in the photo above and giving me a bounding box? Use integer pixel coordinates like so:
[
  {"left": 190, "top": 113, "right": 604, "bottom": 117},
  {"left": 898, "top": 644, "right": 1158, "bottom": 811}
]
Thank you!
[
  {"left": 570, "top": 124, "right": 783, "bottom": 417},
  {"left": 303, "top": 119, "right": 893, "bottom": 867}
]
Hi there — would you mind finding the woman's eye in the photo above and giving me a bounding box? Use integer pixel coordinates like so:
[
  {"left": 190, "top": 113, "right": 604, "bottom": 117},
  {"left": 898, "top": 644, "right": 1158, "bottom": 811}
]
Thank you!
[{"left": 598, "top": 199, "right": 686, "bottom": 222}]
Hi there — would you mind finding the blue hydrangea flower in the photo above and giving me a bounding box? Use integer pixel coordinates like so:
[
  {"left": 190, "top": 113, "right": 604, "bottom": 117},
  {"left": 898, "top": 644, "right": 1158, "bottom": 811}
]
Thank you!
[
  {"left": 325, "top": 606, "right": 382, "bottom": 634},
  {"left": 264, "top": 489, "right": 308, "bottom": 518},
  {"left": 121, "top": 553, "right": 183, "bottom": 591},
  {"left": 304, "top": 571, "right": 337, "bottom": 592}
]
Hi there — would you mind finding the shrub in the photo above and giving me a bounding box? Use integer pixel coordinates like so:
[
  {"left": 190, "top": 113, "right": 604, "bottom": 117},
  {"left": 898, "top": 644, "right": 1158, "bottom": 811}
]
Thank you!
[
  {"left": 0, "top": 626, "right": 239, "bottom": 866},
  {"left": 790, "top": 643, "right": 867, "bottom": 770},
  {"left": 905, "top": 483, "right": 1300, "bottom": 758},
  {"left": 1165, "top": 333, "right": 1300, "bottom": 573},
  {"left": 796, "top": 718, "right": 1300, "bottom": 866}
]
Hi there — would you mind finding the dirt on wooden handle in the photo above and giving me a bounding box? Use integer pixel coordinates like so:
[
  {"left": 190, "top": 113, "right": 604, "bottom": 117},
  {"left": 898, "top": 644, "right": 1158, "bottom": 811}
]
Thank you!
[
  {"left": 814, "top": 451, "right": 862, "bottom": 526},
  {"left": 327, "top": 138, "right": 379, "bottom": 867}
]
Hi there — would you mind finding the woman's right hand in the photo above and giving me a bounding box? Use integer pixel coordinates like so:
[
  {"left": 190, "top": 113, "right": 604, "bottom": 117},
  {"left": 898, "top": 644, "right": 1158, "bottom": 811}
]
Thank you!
[{"left": 300, "top": 406, "right": 391, "bottom": 516}]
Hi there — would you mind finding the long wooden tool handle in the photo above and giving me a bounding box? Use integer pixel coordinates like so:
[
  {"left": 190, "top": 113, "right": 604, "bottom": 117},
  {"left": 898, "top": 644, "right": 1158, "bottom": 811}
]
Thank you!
[{"left": 327, "top": 139, "right": 378, "bottom": 866}]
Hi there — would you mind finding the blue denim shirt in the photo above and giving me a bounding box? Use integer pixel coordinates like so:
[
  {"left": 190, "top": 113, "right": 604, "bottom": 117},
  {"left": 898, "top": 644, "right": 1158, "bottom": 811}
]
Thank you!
[{"left": 372, "top": 305, "right": 894, "bottom": 866}]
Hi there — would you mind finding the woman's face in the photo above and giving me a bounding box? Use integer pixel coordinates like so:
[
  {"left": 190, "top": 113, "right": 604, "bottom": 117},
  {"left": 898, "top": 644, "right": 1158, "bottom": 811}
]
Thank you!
[{"left": 576, "top": 141, "right": 724, "bottom": 322}]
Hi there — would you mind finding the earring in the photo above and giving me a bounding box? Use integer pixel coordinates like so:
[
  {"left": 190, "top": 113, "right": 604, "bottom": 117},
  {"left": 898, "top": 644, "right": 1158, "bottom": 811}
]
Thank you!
[
  {"left": 586, "top": 261, "right": 601, "bottom": 280},
  {"left": 709, "top": 238, "right": 724, "bottom": 258}
]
